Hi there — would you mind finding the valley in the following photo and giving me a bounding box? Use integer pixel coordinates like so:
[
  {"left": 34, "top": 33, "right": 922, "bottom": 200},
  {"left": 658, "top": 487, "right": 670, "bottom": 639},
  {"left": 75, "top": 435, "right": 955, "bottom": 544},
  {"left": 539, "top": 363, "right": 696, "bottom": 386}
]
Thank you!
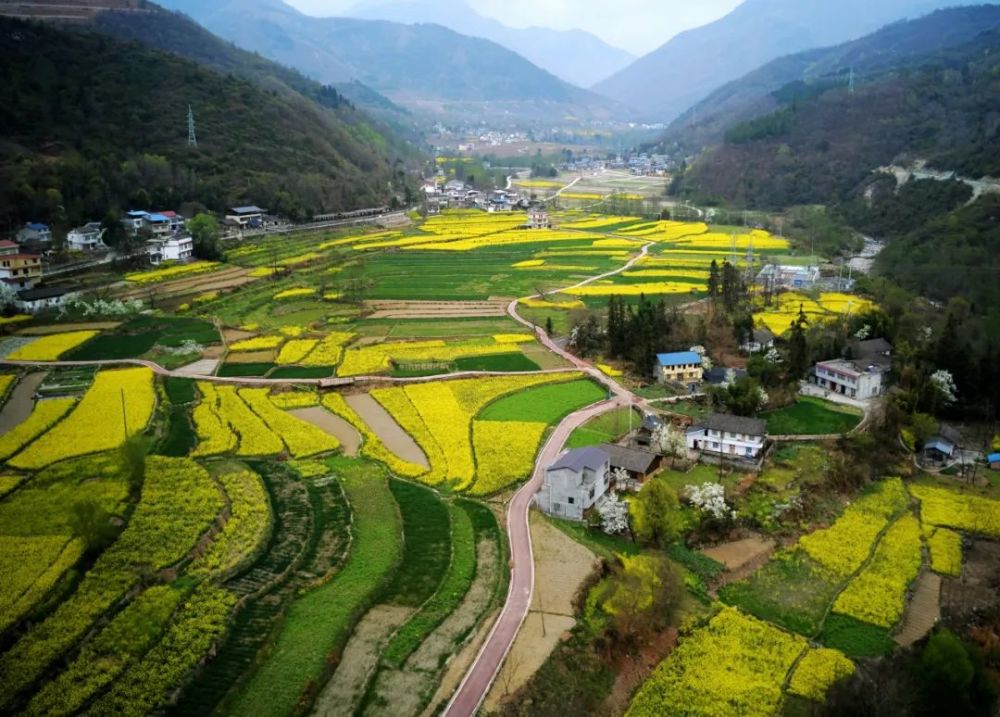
[{"left": 0, "top": 1, "right": 999, "bottom": 716}]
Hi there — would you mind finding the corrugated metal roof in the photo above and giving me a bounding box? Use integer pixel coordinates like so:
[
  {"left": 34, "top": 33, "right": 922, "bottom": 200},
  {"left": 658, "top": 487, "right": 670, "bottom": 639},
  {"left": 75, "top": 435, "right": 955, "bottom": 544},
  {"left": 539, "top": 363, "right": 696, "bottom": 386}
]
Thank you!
[{"left": 657, "top": 351, "right": 701, "bottom": 367}]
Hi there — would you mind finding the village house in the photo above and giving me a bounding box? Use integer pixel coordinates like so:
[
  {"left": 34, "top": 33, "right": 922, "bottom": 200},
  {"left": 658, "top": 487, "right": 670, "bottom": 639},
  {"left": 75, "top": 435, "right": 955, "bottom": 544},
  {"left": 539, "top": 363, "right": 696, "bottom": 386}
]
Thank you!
[
  {"left": 655, "top": 351, "right": 703, "bottom": 391},
  {"left": 601, "top": 443, "right": 661, "bottom": 492},
  {"left": 988, "top": 452, "right": 1000, "bottom": 471},
  {"left": 813, "top": 358, "right": 887, "bottom": 400},
  {"left": 686, "top": 413, "right": 767, "bottom": 461},
  {"left": 147, "top": 234, "right": 194, "bottom": 265},
  {"left": 66, "top": 222, "right": 107, "bottom": 252},
  {"left": 225, "top": 206, "right": 267, "bottom": 228},
  {"left": 16, "top": 223, "right": 52, "bottom": 246},
  {"left": 922, "top": 424, "right": 962, "bottom": 465},
  {"left": 15, "top": 286, "right": 79, "bottom": 313},
  {"left": 528, "top": 208, "right": 551, "bottom": 229},
  {"left": 634, "top": 414, "right": 663, "bottom": 450},
  {"left": 535, "top": 446, "right": 611, "bottom": 521},
  {"left": 0, "top": 240, "right": 43, "bottom": 290},
  {"left": 742, "top": 328, "right": 775, "bottom": 354}
]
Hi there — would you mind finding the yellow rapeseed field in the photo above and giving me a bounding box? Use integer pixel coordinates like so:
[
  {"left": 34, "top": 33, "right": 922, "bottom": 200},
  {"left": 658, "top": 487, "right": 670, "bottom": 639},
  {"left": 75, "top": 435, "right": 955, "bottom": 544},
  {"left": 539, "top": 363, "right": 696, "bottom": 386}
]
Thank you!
[{"left": 7, "top": 331, "right": 98, "bottom": 361}]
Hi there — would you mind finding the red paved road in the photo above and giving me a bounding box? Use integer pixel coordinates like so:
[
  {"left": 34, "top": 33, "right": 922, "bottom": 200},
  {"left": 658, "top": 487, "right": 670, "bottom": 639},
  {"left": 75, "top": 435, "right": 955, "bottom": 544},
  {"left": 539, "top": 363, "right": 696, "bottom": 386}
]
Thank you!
[{"left": 444, "top": 242, "right": 655, "bottom": 717}]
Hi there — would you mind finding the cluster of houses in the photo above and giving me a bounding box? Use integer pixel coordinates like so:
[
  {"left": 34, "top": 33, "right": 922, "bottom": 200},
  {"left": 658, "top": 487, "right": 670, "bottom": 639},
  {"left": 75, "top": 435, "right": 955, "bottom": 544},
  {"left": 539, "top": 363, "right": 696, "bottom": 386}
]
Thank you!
[
  {"left": 422, "top": 180, "right": 529, "bottom": 214},
  {"left": 537, "top": 338, "right": 897, "bottom": 522},
  {"left": 561, "top": 152, "right": 675, "bottom": 177}
]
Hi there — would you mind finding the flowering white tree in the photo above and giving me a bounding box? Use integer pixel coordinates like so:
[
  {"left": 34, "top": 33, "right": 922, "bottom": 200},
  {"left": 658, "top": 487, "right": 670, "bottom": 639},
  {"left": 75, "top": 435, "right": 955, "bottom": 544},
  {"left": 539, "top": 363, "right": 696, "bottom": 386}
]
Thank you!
[
  {"left": 757, "top": 386, "right": 770, "bottom": 410},
  {"left": 720, "top": 368, "right": 738, "bottom": 388},
  {"left": 0, "top": 281, "right": 17, "bottom": 309},
  {"left": 610, "top": 466, "right": 630, "bottom": 487},
  {"left": 597, "top": 492, "right": 630, "bottom": 535},
  {"left": 763, "top": 347, "right": 783, "bottom": 365},
  {"left": 685, "top": 482, "right": 737, "bottom": 522},
  {"left": 60, "top": 297, "right": 144, "bottom": 318},
  {"left": 653, "top": 423, "right": 686, "bottom": 458},
  {"left": 854, "top": 324, "right": 872, "bottom": 341},
  {"left": 930, "top": 370, "right": 958, "bottom": 406}
]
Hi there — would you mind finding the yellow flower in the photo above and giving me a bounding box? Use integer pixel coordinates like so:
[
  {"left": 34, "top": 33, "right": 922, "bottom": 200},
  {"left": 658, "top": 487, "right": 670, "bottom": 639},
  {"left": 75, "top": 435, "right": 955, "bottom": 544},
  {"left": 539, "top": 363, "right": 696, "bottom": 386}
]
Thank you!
[
  {"left": 125, "top": 261, "right": 220, "bottom": 284},
  {"left": 229, "top": 335, "right": 284, "bottom": 352},
  {"left": 0, "top": 397, "right": 76, "bottom": 460},
  {"left": 910, "top": 484, "right": 1000, "bottom": 537},
  {"left": 273, "top": 288, "right": 316, "bottom": 300},
  {"left": 7, "top": 331, "right": 99, "bottom": 361},
  {"left": 787, "top": 648, "right": 855, "bottom": 702}
]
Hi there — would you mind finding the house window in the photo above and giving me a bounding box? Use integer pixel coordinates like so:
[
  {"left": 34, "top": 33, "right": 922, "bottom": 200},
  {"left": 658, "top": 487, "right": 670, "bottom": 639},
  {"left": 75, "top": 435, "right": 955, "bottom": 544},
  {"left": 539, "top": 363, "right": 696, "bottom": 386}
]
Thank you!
[
  {"left": 567, "top": 496, "right": 575, "bottom": 505},
  {"left": 589, "top": 488, "right": 595, "bottom": 500}
]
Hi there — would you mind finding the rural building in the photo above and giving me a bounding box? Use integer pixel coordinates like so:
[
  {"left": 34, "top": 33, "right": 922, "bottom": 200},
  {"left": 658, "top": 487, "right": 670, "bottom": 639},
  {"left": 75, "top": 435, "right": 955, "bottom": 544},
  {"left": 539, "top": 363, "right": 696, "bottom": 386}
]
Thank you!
[
  {"left": 0, "top": 240, "right": 43, "bottom": 290},
  {"left": 655, "top": 351, "right": 703, "bottom": 390},
  {"left": 147, "top": 235, "right": 194, "bottom": 265},
  {"left": 742, "top": 328, "right": 775, "bottom": 354},
  {"left": 922, "top": 425, "right": 962, "bottom": 464},
  {"left": 15, "top": 286, "right": 78, "bottom": 313},
  {"left": 634, "top": 414, "right": 663, "bottom": 450},
  {"left": 686, "top": 413, "right": 767, "bottom": 461},
  {"left": 849, "top": 338, "right": 893, "bottom": 368},
  {"left": 16, "top": 223, "right": 52, "bottom": 245},
  {"left": 988, "top": 453, "right": 1000, "bottom": 470},
  {"left": 225, "top": 206, "right": 267, "bottom": 228},
  {"left": 813, "top": 358, "right": 887, "bottom": 400},
  {"left": 535, "top": 446, "right": 611, "bottom": 521},
  {"left": 528, "top": 209, "right": 551, "bottom": 229},
  {"left": 757, "top": 264, "right": 821, "bottom": 290},
  {"left": 66, "top": 222, "right": 107, "bottom": 252},
  {"left": 601, "top": 443, "right": 660, "bottom": 491}
]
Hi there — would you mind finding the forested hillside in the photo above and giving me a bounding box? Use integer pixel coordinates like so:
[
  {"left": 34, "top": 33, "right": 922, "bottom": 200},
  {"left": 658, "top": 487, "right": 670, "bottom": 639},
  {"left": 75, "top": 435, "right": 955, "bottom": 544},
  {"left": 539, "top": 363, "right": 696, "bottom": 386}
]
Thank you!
[
  {"left": 660, "top": 5, "right": 1000, "bottom": 154},
  {"left": 0, "top": 17, "right": 409, "bottom": 230}
]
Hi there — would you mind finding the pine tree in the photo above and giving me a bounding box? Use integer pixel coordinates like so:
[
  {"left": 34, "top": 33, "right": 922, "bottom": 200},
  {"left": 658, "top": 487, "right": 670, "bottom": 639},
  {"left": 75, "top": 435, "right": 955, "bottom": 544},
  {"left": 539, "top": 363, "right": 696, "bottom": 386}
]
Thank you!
[
  {"left": 708, "top": 260, "right": 720, "bottom": 299},
  {"left": 787, "top": 305, "right": 810, "bottom": 379}
]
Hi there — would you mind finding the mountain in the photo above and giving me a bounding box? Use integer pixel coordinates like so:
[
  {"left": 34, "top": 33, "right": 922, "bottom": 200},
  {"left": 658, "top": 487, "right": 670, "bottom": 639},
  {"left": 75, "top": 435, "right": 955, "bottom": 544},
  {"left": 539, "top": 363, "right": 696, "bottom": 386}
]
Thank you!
[
  {"left": 156, "top": 0, "right": 615, "bottom": 121},
  {"left": 348, "top": 0, "right": 635, "bottom": 87},
  {"left": 594, "top": 0, "right": 997, "bottom": 121},
  {"left": 660, "top": 5, "right": 1000, "bottom": 154},
  {"left": 0, "top": 15, "right": 406, "bottom": 230}
]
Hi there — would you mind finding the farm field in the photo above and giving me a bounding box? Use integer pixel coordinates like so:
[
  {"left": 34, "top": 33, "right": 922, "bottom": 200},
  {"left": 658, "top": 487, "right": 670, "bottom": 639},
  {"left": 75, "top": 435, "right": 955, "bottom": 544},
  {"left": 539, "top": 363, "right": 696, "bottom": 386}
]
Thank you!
[{"left": 0, "top": 208, "right": 912, "bottom": 717}]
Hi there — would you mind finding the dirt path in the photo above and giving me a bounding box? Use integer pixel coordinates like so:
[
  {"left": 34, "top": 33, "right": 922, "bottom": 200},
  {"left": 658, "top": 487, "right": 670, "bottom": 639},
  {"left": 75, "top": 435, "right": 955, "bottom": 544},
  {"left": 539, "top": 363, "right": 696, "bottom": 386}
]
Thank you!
[
  {"left": 894, "top": 572, "right": 941, "bottom": 646},
  {"left": 0, "top": 372, "right": 47, "bottom": 433},
  {"left": 482, "top": 515, "right": 598, "bottom": 712},
  {"left": 313, "top": 605, "right": 415, "bottom": 717},
  {"left": 345, "top": 393, "right": 429, "bottom": 469},
  {"left": 174, "top": 358, "right": 219, "bottom": 376},
  {"left": 290, "top": 406, "right": 362, "bottom": 456}
]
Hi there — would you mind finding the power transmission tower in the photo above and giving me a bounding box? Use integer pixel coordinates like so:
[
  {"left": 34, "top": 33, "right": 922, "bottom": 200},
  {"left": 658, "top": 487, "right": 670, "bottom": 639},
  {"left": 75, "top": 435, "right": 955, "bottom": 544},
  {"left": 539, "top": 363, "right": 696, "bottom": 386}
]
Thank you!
[
  {"left": 848, "top": 66, "right": 855, "bottom": 95},
  {"left": 187, "top": 105, "right": 198, "bottom": 148}
]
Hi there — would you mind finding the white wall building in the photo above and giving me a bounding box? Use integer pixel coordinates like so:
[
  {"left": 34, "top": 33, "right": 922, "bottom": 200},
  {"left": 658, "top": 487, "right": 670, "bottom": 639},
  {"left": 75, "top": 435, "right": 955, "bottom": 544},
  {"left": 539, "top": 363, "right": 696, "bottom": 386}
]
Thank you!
[
  {"left": 686, "top": 414, "right": 767, "bottom": 460},
  {"left": 814, "top": 359, "right": 886, "bottom": 400},
  {"left": 147, "top": 234, "right": 194, "bottom": 265},
  {"left": 535, "top": 446, "right": 611, "bottom": 521},
  {"left": 66, "top": 222, "right": 106, "bottom": 251}
]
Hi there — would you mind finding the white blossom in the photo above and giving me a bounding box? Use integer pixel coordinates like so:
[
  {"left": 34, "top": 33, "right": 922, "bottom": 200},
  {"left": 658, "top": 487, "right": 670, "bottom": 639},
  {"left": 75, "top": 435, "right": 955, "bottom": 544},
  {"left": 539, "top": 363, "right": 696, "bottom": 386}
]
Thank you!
[
  {"left": 652, "top": 423, "right": 686, "bottom": 457},
  {"left": 597, "top": 492, "right": 630, "bottom": 535},
  {"left": 930, "top": 369, "right": 958, "bottom": 406},
  {"left": 763, "top": 347, "right": 783, "bottom": 365},
  {"left": 854, "top": 324, "right": 872, "bottom": 341},
  {"left": 685, "top": 482, "right": 737, "bottom": 522},
  {"left": 689, "top": 345, "right": 706, "bottom": 356},
  {"left": 60, "top": 297, "right": 144, "bottom": 318},
  {"left": 757, "top": 386, "right": 770, "bottom": 408},
  {"left": 720, "top": 368, "right": 737, "bottom": 388}
]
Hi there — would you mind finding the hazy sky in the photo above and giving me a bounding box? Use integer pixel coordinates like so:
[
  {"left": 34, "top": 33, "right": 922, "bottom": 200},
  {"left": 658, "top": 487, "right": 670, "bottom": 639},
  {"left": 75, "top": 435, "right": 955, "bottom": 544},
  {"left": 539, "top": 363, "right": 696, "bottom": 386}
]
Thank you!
[{"left": 283, "top": 0, "right": 744, "bottom": 55}]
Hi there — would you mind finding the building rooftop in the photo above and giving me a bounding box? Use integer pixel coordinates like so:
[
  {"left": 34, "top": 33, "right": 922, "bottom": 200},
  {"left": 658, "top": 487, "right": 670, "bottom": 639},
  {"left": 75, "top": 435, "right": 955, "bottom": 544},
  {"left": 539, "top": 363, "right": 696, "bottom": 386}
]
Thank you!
[
  {"left": 924, "top": 438, "right": 956, "bottom": 457},
  {"left": 146, "top": 213, "right": 169, "bottom": 223},
  {"left": 601, "top": 443, "right": 659, "bottom": 474},
  {"left": 549, "top": 446, "right": 609, "bottom": 474},
  {"left": 230, "top": 206, "right": 267, "bottom": 215},
  {"left": 817, "top": 358, "right": 888, "bottom": 376},
  {"left": 0, "top": 240, "right": 18, "bottom": 249},
  {"left": 987, "top": 452, "right": 1000, "bottom": 464},
  {"left": 697, "top": 413, "right": 767, "bottom": 437},
  {"left": 753, "top": 328, "right": 775, "bottom": 343},
  {"left": 657, "top": 351, "right": 701, "bottom": 368},
  {"left": 17, "top": 286, "right": 69, "bottom": 301},
  {"left": 24, "top": 223, "right": 49, "bottom": 232}
]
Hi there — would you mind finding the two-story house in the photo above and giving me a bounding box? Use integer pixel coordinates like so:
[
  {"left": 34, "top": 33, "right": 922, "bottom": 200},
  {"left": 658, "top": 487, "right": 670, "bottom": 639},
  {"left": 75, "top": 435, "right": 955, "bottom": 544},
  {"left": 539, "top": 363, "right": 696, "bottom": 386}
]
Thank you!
[
  {"left": 814, "top": 359, "right": 886, "bottom": 400},
  {"left": 656, "top": 351, "right": 704, "bottom": 390},
  {"left": 535, "top": 446, "right": 611, "bottom": 521},
  {"left": 686, "top": 413, "right": 767, "bottom": 461},
  {"left": 225, "top": 206, "right": 267, "bottom": 228},
  {"left": 0, "top": 240, "right": 42, "bottom": 290},
  {"left": 147, "top": 235, "right": 194, "bottom": 265},
  {"left": 16, "top": 223, "right": 52, "bottom": 246},
  {"left": 66, "top": 222, "right": 107, "bottom": 252}
]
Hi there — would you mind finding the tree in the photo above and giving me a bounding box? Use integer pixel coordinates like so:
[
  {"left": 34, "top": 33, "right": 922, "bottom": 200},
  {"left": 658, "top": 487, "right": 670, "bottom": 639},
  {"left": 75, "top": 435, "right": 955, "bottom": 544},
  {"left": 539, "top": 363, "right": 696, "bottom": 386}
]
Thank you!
[
  {"left": 70, "top": 499, "right": 118, "bottom": 553},
  {"left": 121, "top": 435, "right": 147, "bottom": 495},
  {"left": 787, "top": 304, "right": 810, "bottom": 379},
  {"left": 188, "top": 213, "right": 222, "bottom": 260},
  {"left": 709, "top": 375, "right": 768, "bottom": 416},
  {"left": 596, "top": 491, "right": 630, "bottom": 535},
  {"left": 603, "top": 554, "right": 683, "bottom": 641},
  {"left": 707, "top": 259, "right": 721, "bottom": 298},
  {"left": 916, "top": 629, "right": 998, "bottom": 717},
  {"left": 630, "top": 480, "right": 684, "bottom": 547},
  {"left": 545, "top": 316, "right": 554, "bottom": 337}
]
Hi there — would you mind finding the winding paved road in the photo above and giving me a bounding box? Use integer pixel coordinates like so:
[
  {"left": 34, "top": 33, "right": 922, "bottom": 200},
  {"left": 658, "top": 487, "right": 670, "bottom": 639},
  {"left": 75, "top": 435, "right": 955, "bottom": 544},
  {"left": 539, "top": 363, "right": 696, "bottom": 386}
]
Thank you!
[{"left": 443, "top": 244, "right": 655, "bottom": 717}]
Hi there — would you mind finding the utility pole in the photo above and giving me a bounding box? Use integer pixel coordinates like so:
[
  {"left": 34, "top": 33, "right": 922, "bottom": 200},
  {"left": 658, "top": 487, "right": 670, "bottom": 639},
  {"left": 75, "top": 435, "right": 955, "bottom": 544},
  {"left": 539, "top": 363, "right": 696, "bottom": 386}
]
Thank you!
[
  {"left": 187, "top": 105, "right": 198, "bottom": 148},
  {"left": 120, "top": 389, "right": 129, "bottom": 437}
]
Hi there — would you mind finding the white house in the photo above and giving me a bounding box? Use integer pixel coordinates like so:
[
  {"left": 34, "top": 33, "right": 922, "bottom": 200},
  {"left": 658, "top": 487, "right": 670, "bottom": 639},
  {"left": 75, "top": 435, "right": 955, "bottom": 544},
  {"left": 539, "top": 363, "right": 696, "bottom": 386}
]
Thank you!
[
  {"left": 686, "top": 414, "right": 767, "bottom": 460},
  {"left": 66, "top": 222, "right": 107, "bottom": 251},
  {"left": 15, "top": 286, "right": 79, "bottom": 313},
  {"left": 16, "top": 223, "right": 52, "bottom": 245},
  {"left": 225, "top": 206, "right": 267, "bottom": 228},
  {"left": 757, "top": 264, "right": 821, "bottom": 290},
  {"left": 535, "top": 446, "right": 611, "bottom": 521},
  {"left": 528, "top": 208, "right": 551, "bottom": 229},
  {"left": 814, "top": 358, "right": 886, "bottom": 400},
  {"left": 147, "top": 234, "right": 194, "bottom": 265},
  {"left": 742, "top": 328, "right": 775, "bottom": 354}
]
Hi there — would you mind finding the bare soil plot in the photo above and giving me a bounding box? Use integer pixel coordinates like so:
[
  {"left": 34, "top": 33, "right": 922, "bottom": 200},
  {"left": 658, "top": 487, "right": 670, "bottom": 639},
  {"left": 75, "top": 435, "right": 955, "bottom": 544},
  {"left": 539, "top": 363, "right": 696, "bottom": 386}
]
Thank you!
[
  {"left": 484, "top": 514, "right": 598, "bottom": 710},
  {"left": 345, "top": 393, "right": 429, "bottom": 469},
  {"left": 313, "top": 605, "right": 415, "bottom": 717},
  {"left": 222, "top": 328, "right": 257, "bottom": 343},
  {"left": 520, "top": 342, "right": 572, "bottom": 370},
  {"left": 290, "top": 407, "right": 362, "bottom": 456},
  {"left": 942, "top": 539, "right": 1000, "bottom": 621},
  {"left": 224, "top": 350, "right": 276, "bottom": 364},
  {"left": 702, "top": 535, "right": 775, "bottom": 570},
  {"left": 114, "top": 266, "right": 253, "bottom": 300},
  {"left": 365, "top": 300, "right": 510, "bottom": 319},
  {"left": 174, "top": 359, "right": 220, "bottom": 376},
  {"left": 894, "top": 572, "right": 941, "bottom": 647},
  {"left": 15, "top": 322, "right": 120, "bottom": 336},
  {"left": 0, "top": 372, "right": 46, "bottom": 433}
]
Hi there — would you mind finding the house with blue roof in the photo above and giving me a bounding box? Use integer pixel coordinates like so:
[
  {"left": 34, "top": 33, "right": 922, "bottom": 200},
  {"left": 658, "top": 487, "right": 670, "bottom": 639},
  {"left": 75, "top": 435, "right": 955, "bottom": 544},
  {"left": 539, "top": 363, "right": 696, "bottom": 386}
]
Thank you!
[
  {"left": 988, "top": 453, "right": 1000, "bottom": 470},
  {"left": 655, "top": 351, "right": 704, "bottom": 390},
  {"left": 16, "top": 222, "right": 51, "bottom": 245}
]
